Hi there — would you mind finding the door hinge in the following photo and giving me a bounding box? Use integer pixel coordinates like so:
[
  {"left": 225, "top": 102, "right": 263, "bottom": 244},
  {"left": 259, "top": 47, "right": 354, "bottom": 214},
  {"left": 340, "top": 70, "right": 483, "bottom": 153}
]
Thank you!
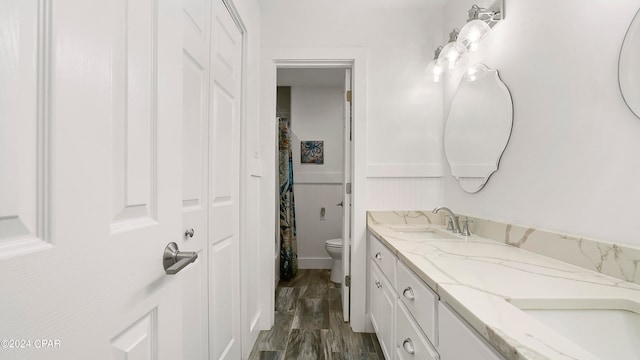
[
  {"left": 345, "top": 275, "right": 351, "bottom": 287},
  {"left": 346, "top": 90, "right": 352, "bottom": 102},
  {"left": 346, "top": 183, "right": 352, "bottom": 195}
]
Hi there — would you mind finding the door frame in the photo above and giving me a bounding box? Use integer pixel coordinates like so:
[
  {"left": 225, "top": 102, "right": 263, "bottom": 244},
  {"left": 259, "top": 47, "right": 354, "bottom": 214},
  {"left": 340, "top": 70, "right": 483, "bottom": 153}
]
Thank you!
[{"left": 260, "top": 48, "right": 369, "bottom": 332}]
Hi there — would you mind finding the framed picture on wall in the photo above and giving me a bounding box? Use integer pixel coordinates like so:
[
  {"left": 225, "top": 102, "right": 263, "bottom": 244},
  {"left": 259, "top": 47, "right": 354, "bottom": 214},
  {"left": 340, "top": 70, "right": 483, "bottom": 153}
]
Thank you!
[{"left": 300, "top": 141, "right": 324, "bottom": 164}]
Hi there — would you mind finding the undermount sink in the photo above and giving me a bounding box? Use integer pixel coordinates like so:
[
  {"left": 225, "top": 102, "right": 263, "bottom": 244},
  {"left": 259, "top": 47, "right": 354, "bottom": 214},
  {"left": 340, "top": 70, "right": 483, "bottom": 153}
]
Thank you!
[
  {"left": 388, "top": 227, "right": 456, "bottom": 239},
  {"left": 512, "top": 299, "right": 640, "bottom": 359}
]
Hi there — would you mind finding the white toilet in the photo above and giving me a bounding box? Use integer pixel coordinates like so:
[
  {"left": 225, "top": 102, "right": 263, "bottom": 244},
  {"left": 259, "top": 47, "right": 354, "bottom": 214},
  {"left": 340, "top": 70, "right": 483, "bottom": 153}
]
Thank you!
[{"left": 325, "top": 238, "right": 347, "bottom": 283}]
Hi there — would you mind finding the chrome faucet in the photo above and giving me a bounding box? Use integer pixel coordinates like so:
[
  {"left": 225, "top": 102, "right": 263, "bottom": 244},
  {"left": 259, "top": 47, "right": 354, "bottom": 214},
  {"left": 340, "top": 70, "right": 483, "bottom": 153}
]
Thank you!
[{"left": 433, "top": 206, "right": 461, "bottom": 234}]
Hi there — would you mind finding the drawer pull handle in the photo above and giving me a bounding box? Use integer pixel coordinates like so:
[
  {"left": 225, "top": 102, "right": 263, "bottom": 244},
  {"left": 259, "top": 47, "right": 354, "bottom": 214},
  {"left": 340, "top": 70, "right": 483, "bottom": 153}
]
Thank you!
[
  {"left": 375, "top": 252, "right": 382, "bottom": 260},
  {"left": 403, "top": 287, "right": 415, "bottom": 301},
  {"left": 375, "top": 280, "right": 382, "bottom": 289},
  {"left": 402, "top": 338, "right": 415, "bottom": 355}
]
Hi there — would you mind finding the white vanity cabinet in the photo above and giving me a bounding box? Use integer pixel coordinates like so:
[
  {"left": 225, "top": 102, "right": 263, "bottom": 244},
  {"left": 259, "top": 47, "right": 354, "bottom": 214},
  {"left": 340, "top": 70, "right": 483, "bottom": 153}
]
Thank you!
[
  {"left": 368, "top": 232, "right": 506, "bottom": 360},
  {"left": 438, "top": 302, "right": 506, "bottom": 360},
  {"left": 369, "top": 234, "right": 439, "bottom": 360}
]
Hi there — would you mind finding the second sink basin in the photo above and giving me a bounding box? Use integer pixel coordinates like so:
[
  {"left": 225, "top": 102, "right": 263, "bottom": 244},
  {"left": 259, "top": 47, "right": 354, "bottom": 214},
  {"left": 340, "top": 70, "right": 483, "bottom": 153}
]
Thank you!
[{"left": 512, "top": 299, "right": 640, "bottom": 359}]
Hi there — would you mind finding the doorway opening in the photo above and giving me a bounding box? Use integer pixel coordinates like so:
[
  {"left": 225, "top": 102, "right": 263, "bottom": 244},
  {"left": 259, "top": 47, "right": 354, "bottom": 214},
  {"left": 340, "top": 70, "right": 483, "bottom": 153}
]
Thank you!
[{"left": 275, "top": 66, "right": 353, "bottom": 323}]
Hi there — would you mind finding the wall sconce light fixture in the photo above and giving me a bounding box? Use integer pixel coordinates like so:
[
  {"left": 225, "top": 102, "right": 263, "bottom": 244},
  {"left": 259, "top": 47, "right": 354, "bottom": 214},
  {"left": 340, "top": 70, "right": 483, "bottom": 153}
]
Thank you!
[
  {"left": 437, "top": 29, "right": 469, "bottom": 70},
  {"left": 425, "top": 46, "right": 444, "bottom": 82},
  {"left": 425, "top": 2, "right": 504, "bottom": 82},
  {"left": 457, "top": 4, "right": 503, "bottom": 52}
]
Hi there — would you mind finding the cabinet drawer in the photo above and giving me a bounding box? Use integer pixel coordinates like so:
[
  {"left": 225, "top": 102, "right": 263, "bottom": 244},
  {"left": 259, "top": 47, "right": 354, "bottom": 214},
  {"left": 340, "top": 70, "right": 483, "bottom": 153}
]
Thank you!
[
  {"left": 396, "top": 300, "right": 439, "bottom": 360},
  {"left": 396, "top": 261, "right": 438, "bottom": 345},
  {"left": 370, "top": 234, "right": 396, "bottom": 286}
]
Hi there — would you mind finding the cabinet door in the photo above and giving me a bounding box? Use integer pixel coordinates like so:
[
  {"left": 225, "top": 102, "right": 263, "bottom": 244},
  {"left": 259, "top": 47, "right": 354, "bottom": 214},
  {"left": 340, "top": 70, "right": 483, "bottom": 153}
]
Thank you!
[
  {"left": 370, "top": 260, "right": 383, "bottom": 334},
  {"left": 371, "top": 261, "right": 396, "bottom": 360},
  {"left": 438, "top": 303, "right": 505, "bottom": 360}
]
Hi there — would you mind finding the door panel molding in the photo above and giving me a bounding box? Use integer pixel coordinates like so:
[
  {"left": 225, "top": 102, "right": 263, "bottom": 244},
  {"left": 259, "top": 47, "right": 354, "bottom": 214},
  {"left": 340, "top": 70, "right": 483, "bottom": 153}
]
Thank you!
[
  {"left": 111, "top": 0, "right": 159, "bottom": 233},
  {"left": 0, "top": 0, "right": 52, "bottom": 258},
  {"left": 111, "top": 308, "right": 158, "bottom": 360}
]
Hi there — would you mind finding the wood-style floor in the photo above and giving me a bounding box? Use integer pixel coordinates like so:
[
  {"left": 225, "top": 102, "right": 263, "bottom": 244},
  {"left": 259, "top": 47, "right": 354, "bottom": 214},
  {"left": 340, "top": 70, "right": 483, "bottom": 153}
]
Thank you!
[{"left": 249, "top": 269, "right": 385, "bottom": 360}]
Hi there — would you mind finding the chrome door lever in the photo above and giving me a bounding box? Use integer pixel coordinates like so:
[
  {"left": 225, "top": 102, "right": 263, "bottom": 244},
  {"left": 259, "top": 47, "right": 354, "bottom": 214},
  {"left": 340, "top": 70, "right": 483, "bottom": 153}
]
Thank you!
[{"left": 163, "top": 242, "right": 198, "bottom": 275}]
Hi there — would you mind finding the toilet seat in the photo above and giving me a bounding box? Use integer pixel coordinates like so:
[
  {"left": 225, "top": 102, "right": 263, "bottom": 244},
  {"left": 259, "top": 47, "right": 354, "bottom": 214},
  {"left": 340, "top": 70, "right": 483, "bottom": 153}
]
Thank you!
[{"left": 325, "top": 238, "right": 342, "bottom": 248}]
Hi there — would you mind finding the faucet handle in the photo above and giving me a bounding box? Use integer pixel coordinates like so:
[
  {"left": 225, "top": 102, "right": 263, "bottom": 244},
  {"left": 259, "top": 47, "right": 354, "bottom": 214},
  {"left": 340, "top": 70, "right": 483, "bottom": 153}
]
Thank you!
[
  {"left": 461, "top": 218, "right": 474, "bottom": 236},
  {"left": 446, "top": 216, "right": 454, "bottom": 231}
]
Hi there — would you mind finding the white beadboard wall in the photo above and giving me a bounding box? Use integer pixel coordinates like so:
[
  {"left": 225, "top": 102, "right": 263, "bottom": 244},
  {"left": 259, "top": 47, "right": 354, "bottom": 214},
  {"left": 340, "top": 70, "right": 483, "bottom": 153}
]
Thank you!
[
  {"left": 294, "top": 183, "right": 343, "bottom": 268},
  {"left": 366, "top": 177, "right": 444, "bottom": 211}
]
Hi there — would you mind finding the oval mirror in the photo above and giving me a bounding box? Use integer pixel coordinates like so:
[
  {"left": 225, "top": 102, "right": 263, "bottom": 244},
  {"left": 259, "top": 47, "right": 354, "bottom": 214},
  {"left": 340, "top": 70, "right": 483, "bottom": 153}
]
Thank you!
[
  {"left": 619, "top": 8, "right": 640, "bottom": 118},
  {"left": 445, "top": 64, "right": 513, "bottom": 193}
]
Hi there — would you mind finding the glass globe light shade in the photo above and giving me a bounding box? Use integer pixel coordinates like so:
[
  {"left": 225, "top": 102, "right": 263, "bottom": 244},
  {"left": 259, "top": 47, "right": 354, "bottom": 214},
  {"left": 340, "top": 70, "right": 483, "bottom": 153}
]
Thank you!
[
  {"left": 425, "top": 59, "right": 444, "bottom": 82},
  {"left": 458, "top": 19, "right": 491, "bottom": 52},
  {"left": 437, "top": 41, "right": 468, "bottom": 70},
  {"left": 465, "top": 63, "right": 490, "bottom": 82}
]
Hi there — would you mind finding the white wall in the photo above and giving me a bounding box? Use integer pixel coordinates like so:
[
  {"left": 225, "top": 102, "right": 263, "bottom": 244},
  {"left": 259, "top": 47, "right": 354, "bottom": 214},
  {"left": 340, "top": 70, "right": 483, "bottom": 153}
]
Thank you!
[
  {"left": 442, "top": 0, "right": 640, "bottom": 247},
  {"left": 289, "top": 86, "right": 344, "bottom": 268},
  {"left": 291, "top": 86, "right": 344, "bottom": 182}
]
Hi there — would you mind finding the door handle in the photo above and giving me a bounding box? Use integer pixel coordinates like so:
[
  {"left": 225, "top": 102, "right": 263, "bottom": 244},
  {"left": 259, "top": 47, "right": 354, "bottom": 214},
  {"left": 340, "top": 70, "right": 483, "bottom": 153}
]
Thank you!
[
  {"left": 336, "top": 201, "right": 344, "bottom": 207},
  {"left": 163, "top": 242, "right": 198, "bottom": 275}
]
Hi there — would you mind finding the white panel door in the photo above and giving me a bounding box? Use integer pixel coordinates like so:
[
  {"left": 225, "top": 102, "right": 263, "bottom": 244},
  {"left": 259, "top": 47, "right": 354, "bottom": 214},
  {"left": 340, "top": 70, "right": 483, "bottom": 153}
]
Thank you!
[
  {"left": 208, "top": 0, "right": 243, "bottom": 358},
  {"left": 0, "top": 0, "right": 187, "bottom": 359},
  {"left": 181, "top": 0, "right": 211, "bottom": 359},
  {"left": 342, "top": 68, "right": 352, "bottom": 322}
]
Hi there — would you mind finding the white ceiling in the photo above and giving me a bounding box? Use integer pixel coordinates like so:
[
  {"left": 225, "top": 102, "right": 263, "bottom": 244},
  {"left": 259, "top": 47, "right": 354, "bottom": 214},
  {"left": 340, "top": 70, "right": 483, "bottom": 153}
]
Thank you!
[
  {"left": 277, "top": 68, "right": 345, "bottom": 87},
  {"left": 259, "top": 0, "right": 447, "bottom": 10}
]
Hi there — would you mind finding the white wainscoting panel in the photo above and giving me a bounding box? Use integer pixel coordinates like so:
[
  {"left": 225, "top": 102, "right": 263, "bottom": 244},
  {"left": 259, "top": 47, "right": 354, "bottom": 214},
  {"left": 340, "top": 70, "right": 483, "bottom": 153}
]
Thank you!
[
  {"left": 294, "top": 183, "right": 343, "bottom": 269},
  {"left": 366, "top": 177, "right": 444, "bottom": 211}
]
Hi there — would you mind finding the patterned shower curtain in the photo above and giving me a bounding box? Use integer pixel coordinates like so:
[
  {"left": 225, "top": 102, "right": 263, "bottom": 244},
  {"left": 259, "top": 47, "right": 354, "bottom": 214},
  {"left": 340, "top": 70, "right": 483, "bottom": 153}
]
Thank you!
[{"left": 278, "top": 117, "right": 298, "bottom": 281}]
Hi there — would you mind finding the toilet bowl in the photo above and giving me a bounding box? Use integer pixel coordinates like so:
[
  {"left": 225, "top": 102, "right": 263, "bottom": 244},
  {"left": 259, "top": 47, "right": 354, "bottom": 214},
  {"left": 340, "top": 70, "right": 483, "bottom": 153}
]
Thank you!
[{"left": 325, "top": 238, "right": 349, "bottom": 283}]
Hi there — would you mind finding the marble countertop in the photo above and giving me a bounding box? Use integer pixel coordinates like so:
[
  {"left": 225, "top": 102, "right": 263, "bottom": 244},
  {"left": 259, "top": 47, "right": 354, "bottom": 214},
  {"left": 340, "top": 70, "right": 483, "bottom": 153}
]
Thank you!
[{"left": 368, "top": 220, "right": 640, "bottom": 360}]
